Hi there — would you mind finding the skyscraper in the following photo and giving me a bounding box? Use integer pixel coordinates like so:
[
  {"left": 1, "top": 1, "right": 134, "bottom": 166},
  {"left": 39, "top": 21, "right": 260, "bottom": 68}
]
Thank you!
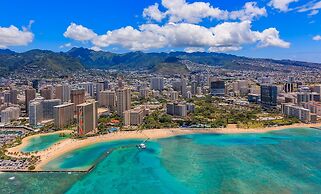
[
  {"left": 95, "top": 82, "right": 104, "bottom": 100},
  {"left": 260, "top": 85, "right": 278, "bottom": 108},
  {"left": 54, "top": 103, "right": 75, "bottom": 129},
  {"left": 210, "top": 80, "right": 225, "bottom": 96},
  {"left": 40, "top": 86, "right": 54, "bottom": 100},
  {"left": 150, "top": 77, "right": 164, "bottom": 91},
  {"left": 98, "top": 90, "right": 116, "bottom": 110},
  {"left": 29, "top": 100, "right": 43, "bottom": 126},
  {"left": 25, "top": 88, "right": 36, "bottom": 114},
  {"left": 55, "top": 84, "right": 71, "bottom": 102},
  {"left": 1, "top": 107, "right": 20, "bottom": 124},
  {"left": 103, "top": 80, "right": 110, "bottom": 90},
  {"left": 116, "top": 88, "right": 131, "bottom": 116},
  {"left": 42, "top": 99, "right": 61, "bottom": 120},
  {"left": 9, "top": 89, "right": 18, "bottom": 104},
  {"left": 32, "top": 79, "right": 40, "bottom": 92},
  {"left": 81, "top": 82, "right": 95, "bottom": 97},
  {"left": 71, "top": 89, "right": 85, "bottom": 107},
  {"left": 76, "top": 100, "right": 98, "bottom": 135}
]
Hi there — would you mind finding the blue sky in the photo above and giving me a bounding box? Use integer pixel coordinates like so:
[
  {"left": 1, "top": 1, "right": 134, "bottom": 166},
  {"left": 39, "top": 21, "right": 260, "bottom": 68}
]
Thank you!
[{"left": 1, "top": 0, "right": 321, "bottom": 62}]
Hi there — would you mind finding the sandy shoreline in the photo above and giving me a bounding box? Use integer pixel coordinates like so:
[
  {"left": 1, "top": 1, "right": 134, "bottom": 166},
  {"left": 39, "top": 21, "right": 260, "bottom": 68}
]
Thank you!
[
  {"left": 6, "top": 123, "right": 321, "bottom": 171},
  {"left": 8, "top": 130, "right": 72, "bottom": 153}
]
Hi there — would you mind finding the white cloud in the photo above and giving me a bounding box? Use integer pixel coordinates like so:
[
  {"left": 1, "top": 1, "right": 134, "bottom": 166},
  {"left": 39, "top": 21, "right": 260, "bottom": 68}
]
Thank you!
[
  {"left": 64, "top": 1, "right": 289, "bottom": 53},
  {"left": 90, "top": 46, "right": 102, "bottom": 51},
  {"left": 161, "top": 0, "right": 228, "bottom": 23},
  {"left": 269, "top": 0, "right": 298, "bottom": 11},
  {"left": 256, "top": 28, "right": 290, "bottom": 48},
  {"left": 71, "top": 21, "right": 289, "bottom": 52},
  {"left": 308, "top": 9, "right": 319, "bottom": 16},
  {"left": 143, "top": 0, "right": 266, "bottom": 23},
  {"left": 229, "top": 2, "right": 267, "bottom": 21},
  {"left": 143, "top": 3, "right": 166, "bottom": 22},
  {"left": 59, "top": 43, "right": 72, "bottom": 48},
  {"left": 0, "top": 25, "right": 34, "bottom": 48},
  {"left": 208, "top": 46, "right": 242, "bottom": 52},
  {"left": 298, "top": 1, "right": 321, "bottom": 15},
  {"left": 64, "top": 23, "right": 97, "bottom": 41},
  {"left": 313, "top": 35, "right": 321, "bottom": 41},
  {"left": 184, "top": 47, "right": 205, "bottom": 53}
]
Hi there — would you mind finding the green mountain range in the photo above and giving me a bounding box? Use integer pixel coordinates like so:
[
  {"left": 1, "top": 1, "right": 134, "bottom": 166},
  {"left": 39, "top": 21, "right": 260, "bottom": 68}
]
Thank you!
[{"left": 0, "top": 47, "right": 320, "bottom": 76}]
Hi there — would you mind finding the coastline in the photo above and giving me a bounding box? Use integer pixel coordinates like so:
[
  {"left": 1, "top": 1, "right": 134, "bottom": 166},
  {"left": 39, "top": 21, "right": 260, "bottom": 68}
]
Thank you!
[
  {"left": 8, "top": 130, "right": 72, "bottom": 153},
  {"left": 6, "top": 123, "right": 321, "bottom": 171}
]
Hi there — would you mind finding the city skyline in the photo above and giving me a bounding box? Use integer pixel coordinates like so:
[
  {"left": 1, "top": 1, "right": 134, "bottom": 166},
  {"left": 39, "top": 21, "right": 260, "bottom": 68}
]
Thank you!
[{"left": 1, "top": 0, "right": 321, "bottom": 62}]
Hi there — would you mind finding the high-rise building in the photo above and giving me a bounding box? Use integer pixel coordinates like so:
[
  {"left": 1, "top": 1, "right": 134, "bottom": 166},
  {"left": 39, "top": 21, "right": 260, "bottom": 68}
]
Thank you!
[
  {"left": 42, "top": 99, "right": 61, "bottom": 120},
  {"left": 71, "top": 89, "right": 86, "bottom": 107},
  {"left": 210, "top": 80, "right": 225, "bottom": 96},
  {"left": 166, "top": 103, "right": 187, "bottom": 117},
  {"left": 32, "top": 79, "right": 40, "bottom": 92},
  {"left": 116, "top": 88, "right": 131, "bottom": 116},
  {"left": 139, "top": 87, "right": 149, "bottom": 99},
  {"left": 76, "top": 100, "right": 98, "bottom": 135},
  {"left": 1, "top": 107, "right": 20, "bottom": 124},
  {"left": 9, "top": 89, "right": 18, "bottom": 104},
  {"left": 54, "top": 103, "right": 75, "bottom": 129},
  {"left": 98, "top": 90, "right": 116, "bottom": 110},
  {"left": 3, "top": 92, "right": 10, "bottom": 104},
  {"left": 181, "top": 78, "right": 188, "bottom": 98},
  {"left": 150, "top": 77, "right": 164, "bottom": 91},
  {"left": 172, "top": 78, "right": 188, "bottom": 97},
  {"left": 80, "top": 82, "right": 95, "bottom": 97},
  {"left": 29, "top": 100, "right": 43, "bottom": 126},
  {"left": 40, "top": 86, "right": 54, "bottom": 100},
  {"left": 103, "top": 80, "right": 110, "bottom": 90},
  {"left": 55, "top": 84, "right": 71, "bottom": 102},
  {"left": 191, "top": 81, "right": 198, "bottom": 95},
  {"left": 260, "top": 85, "right": 278, "bottom": 108},
  {"left": 169, "top": 91, "right": 179, "bottom": 101},
  {"left": 25, "top": 88, "right": 36, "bottom": 114},
  {"left": 96, "top": 82, "right": 104, "bottom": 100},
  {"left": 117, "top": 78, "right": 124, "bottom": 89}
]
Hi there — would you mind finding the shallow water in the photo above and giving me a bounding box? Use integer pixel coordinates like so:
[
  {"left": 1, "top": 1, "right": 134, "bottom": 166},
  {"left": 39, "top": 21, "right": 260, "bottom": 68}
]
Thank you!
[
  {"left": 2, "top": 128, "right": 321, "bottom": 193},
  {"left": 21, "top": 133, "right": 68, "bottom": 153}
]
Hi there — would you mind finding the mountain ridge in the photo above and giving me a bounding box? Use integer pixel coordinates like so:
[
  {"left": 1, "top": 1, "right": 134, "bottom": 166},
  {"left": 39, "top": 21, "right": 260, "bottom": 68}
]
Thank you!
[{"left": 0, "top": 47, "right": 320, "bottom": 76}]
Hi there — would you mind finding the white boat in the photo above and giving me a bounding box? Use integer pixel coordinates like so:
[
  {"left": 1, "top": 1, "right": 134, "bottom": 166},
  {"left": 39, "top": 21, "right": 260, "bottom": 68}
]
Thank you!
[
  {"left": 9, "top": 176, "right": 15, "bottom": 180},
  {"left": 137, "top": 143, "right": 146, "bottom": 149}
]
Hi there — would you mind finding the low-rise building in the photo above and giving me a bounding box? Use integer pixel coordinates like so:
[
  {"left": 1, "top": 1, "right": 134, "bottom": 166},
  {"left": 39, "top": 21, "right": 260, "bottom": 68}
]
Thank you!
[
  {"left": 124, "top": 107, "right": 149, "bottom": 126},
  {"left": 281, "top": 103, "right": 317, "bottom": 123}
]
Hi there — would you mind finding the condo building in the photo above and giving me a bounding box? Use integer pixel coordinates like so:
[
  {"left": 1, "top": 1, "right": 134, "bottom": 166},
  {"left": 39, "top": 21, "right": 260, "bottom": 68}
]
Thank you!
[
  {"left": 54, "top": 103, "right": 75, "bottom": 128},
  {"left": 76, "top": 100, "right": 98, "bottom": 135}
]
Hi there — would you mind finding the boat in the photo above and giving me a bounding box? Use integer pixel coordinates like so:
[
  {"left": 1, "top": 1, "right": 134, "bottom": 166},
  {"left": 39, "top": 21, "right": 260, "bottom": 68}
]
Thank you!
[
  {"left": 9, "top": 176, "right": 15, "bottom": 180},
  {"left": 137, "top": 143, "right": 146, "bottom": 149}
]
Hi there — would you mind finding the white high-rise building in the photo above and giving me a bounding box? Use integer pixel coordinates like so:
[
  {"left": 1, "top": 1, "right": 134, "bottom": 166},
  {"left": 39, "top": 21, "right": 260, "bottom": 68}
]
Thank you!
[
  {"left": 1, "top": 107, "right": 20, "bottom": 124},
  {"left": 29, "top": 101, "right": 43, "bottom": 126},
  {"left": 116, "top": 88, "right": 131, "bottom": 116}
]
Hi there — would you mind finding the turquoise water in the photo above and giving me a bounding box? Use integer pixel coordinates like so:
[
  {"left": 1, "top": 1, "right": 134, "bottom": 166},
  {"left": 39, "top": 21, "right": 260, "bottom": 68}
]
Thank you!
[
  {"left": 21, "top": 133, "right": 69, "bottom": 152},
  {"left": 2, "top": 128, "right": 321, "bottom": 193}
]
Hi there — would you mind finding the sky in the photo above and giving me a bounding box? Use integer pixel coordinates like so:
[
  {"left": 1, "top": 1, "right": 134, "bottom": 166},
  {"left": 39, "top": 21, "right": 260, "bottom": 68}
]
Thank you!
[{"left": 1, "top": 0, "right": 321, "bottom": 62}]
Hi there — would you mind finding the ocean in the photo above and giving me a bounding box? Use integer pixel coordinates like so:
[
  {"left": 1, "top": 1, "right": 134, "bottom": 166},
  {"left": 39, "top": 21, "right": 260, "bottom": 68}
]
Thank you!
[{"left": 1, "top": 127, "right": 321, "bottom": 193}]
